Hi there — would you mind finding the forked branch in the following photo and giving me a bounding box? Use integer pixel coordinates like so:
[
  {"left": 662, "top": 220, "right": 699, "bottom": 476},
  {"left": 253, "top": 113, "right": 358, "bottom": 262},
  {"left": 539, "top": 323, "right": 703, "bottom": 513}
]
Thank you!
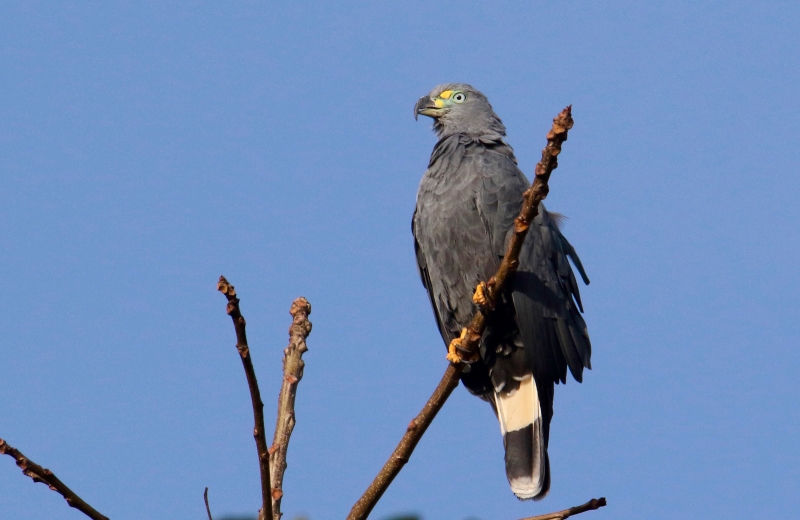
[
  {"left": 0, "top": 438, "right": 108, "bottom": 520},
  {"left": 270, "top": 297, "right": 312, "bottom": 519},
  {"left": 217, "top": 276, "right": 273, "bottom": 520},
  {"left": 346, "top": 106, "right": 577, "bottom": 520}
]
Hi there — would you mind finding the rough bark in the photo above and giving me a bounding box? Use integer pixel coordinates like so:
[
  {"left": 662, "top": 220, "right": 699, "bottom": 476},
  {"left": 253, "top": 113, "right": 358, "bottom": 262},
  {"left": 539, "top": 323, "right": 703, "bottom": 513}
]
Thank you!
[
  {"left": 269, "top": 297, "right": 312, "bottom": 520},
  {"left": 217, "top": 276, "right": 273, "bottom": 520},
  {"left": 0, "top": 438, "right": 109, "bottom": 520}
]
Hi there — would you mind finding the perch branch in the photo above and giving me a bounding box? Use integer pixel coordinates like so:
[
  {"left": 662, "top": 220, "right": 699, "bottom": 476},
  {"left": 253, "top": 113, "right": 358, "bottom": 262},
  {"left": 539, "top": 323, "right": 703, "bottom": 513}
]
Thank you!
[
  {"left": 0, "top": 438, "right": 108, "bottom": 520},
  {"left": 269, "top": 297, "right": 312, "bottom": 520},
  {"left": 346, "top": 106, "right": 575, "bottom": 520},
  {"left": 217, "top": 276, "right": 273, "bottom": 520},
  {"left": 518, "top": 497, "right": 606, "bottom": 520}
]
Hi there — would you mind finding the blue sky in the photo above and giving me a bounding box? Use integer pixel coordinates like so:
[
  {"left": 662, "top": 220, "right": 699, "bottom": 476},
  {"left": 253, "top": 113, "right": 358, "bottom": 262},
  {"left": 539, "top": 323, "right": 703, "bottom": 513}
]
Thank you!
[{"left": 1, "top": 2, "right": 798, "bottom": 519}]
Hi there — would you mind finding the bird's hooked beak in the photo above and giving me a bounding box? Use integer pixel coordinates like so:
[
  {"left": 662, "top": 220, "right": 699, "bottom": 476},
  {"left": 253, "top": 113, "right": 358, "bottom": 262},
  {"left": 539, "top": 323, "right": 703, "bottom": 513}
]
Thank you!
[{"left": 414, "top": 95, "right": 445, "bottom": 120}]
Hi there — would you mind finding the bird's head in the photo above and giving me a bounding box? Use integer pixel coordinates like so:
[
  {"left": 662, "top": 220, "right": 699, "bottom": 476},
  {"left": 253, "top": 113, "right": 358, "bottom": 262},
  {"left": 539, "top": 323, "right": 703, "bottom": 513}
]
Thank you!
[{"left": 414, "top": 83, "right": 506, "bottom": 139}]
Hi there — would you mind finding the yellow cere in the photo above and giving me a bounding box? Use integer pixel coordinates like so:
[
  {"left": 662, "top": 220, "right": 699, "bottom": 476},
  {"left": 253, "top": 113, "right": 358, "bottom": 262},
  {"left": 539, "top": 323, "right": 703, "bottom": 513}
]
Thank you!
[
  {"left": 434, "top": 98, "right": 445, "bottom": 108},
  {"left": 439, "top": 90, "right": 453, "bottom": 99}
]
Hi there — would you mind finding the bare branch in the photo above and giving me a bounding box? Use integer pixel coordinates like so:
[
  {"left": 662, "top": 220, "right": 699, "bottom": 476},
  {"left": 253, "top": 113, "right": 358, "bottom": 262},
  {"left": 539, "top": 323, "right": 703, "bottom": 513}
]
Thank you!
[
  {"left": 0, "top": 438, "right": 108, "bottom": 520},
  {"left": 204, "top": 487, "right": 214, "bottom": 520},
  {"left": 518, "top": 497, "right": 606, "bottom": 520},
  {"left": 346, "top": 106, "right": 575, "bottom": 520},
  {"left": 217, "top": 276, "right": 273, "bottom": 520},
  {"left": 269, "top": 297, "right": 313, "bottom": 520},
  {"left": 345, "top": 365, "right": 461, "bottom": 520}
]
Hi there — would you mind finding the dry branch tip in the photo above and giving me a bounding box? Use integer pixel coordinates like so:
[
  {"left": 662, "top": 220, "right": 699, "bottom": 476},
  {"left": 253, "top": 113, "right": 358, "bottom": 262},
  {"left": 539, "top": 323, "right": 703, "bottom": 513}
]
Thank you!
[
  {"left": 204, "top": 487, "right": 214, "bottom": 520},
  {"left": 270, "top": 296, "right": 313, "bottom": 520},
  {"left": 217, "top": 277, "right": 273, "bottom": 520},
  {"left": 518, "top": 496, "right": 606, "bottom": 520},
  {"left": 0, "top": 438, "right": 109, "bottom": 520},
  {"left": 217, "top": 275, "right": 236, "bottom": 297}
]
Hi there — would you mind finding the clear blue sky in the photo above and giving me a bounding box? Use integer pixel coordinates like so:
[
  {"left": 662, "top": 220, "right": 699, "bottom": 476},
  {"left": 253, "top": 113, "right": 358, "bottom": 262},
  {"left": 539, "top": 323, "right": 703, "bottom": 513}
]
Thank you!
[{"left": 1, "top": 2, "right": 798, "bottom": 519}]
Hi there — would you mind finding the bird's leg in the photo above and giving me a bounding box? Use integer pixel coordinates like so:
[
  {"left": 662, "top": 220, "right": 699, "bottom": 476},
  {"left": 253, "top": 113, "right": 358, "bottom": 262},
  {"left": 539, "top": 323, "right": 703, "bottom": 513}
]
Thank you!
[
  {"left": 447, "top": 279, "right": 498, "bottom": 364},
  {"left": 472, "top": 281, "right": 489, "bottom": 307},
  {"left": 447, "top": 328, "right": 481, "bottom": 364},
  {"left": 447, "top": 328, "right": 470, "bottom": 364},
  {"left": 472, "top": 278, "right": 498, "bottom": 312}
]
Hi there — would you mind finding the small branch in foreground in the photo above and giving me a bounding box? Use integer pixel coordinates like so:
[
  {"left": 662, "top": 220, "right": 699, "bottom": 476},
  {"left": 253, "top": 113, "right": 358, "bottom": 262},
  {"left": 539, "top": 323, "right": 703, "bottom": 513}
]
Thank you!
[
  {"left": 346, "top": 106, "right": 575, "bottom": 520},
  {"left": 204, "top": 487, "right": 214, "bottom": 520},
  {"left": 519, "top": 497, "right": 606, "bottom": 520},
  {"left": 269, "top": 297, "right": 312, "bottom": 520},
  {"left": 217, "top": 276, "right": 273, "bottom": 520},
  {"left": 0, "top": 438, "right": 108, "bottom": 520}
]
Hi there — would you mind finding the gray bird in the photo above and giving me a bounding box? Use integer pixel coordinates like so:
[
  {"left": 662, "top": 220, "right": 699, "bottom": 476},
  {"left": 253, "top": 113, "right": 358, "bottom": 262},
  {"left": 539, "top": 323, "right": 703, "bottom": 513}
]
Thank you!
[{"left": 412, "top": 84, "right": 591, "bottom": 500}]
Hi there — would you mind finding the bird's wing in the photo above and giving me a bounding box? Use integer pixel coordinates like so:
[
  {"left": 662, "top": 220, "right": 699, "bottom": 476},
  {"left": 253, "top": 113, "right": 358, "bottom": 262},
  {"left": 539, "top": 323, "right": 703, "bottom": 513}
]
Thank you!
[
  {"left": 512, "top": 207, "right": 591, "bottom": 384},
  {"left": 473, "top": 145, "right": 591, "bottom": 385},
  {"left": 412, "top": 211, "right": 455, "bottom": 344}
]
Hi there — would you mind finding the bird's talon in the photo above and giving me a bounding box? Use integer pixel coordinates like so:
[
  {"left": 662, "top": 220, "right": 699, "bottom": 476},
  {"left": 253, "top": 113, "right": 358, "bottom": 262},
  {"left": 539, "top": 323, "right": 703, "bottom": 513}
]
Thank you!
[
  {"left": 473, "top": 282, "right": 489, "bottom": 307},
  {"left": 446, "top": 328, "right": 470, "bottom": 364},
  {"left": 446, "top": 340, "right": 462, "bottom": 364}
]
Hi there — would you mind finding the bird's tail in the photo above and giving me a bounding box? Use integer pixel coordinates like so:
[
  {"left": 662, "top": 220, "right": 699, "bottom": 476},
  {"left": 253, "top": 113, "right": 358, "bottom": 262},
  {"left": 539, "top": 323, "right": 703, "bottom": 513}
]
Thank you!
[{"left": 494, "top": 375, "right": 550, "bottom": 501}]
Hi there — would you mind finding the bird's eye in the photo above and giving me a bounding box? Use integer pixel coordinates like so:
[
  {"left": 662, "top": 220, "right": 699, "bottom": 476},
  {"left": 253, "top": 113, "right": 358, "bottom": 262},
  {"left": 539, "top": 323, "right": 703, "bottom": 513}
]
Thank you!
[{"left": 453, "top": 92, "right": 466, "bottom": 103}]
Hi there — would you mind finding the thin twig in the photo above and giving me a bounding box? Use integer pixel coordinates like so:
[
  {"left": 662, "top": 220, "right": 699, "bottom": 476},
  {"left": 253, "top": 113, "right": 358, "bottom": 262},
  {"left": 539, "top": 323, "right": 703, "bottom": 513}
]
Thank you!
[
  {"left": 204, "top": 487, "right": 214, "bottom": 520},
  {"left": 217, "top": 276, "right": 273, "bottom": 520},
  {"left": 518, "top": 497, "right": 606, "bottom": 520},
  {"left": 0, "top": 438, "right": 109, "bottom": 520},
  {"left": 269, "top": 297, "right": 312, "bottom": 520},
  {"left": 346, "top": 106, "right": 575, "bottom": 520}
]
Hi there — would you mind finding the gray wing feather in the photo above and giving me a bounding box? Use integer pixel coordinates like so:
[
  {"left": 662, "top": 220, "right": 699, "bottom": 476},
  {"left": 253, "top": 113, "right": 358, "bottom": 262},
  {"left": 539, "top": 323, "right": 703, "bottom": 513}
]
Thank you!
[
  {"left": 412, "top": 213, "right": 454, "bottom": 344},
  {"left": 471, "top": 151, "right": 591, "bottom": 386},
  {"left": 510, "top": 208, "right": 592, "bottom": 384}
]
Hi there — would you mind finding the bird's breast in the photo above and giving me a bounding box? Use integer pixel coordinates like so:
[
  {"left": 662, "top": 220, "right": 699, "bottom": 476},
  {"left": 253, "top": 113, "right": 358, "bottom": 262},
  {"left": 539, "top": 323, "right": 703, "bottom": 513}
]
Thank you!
[{"left": 415, "top": 174, "right": 498, "bottom": 327}]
